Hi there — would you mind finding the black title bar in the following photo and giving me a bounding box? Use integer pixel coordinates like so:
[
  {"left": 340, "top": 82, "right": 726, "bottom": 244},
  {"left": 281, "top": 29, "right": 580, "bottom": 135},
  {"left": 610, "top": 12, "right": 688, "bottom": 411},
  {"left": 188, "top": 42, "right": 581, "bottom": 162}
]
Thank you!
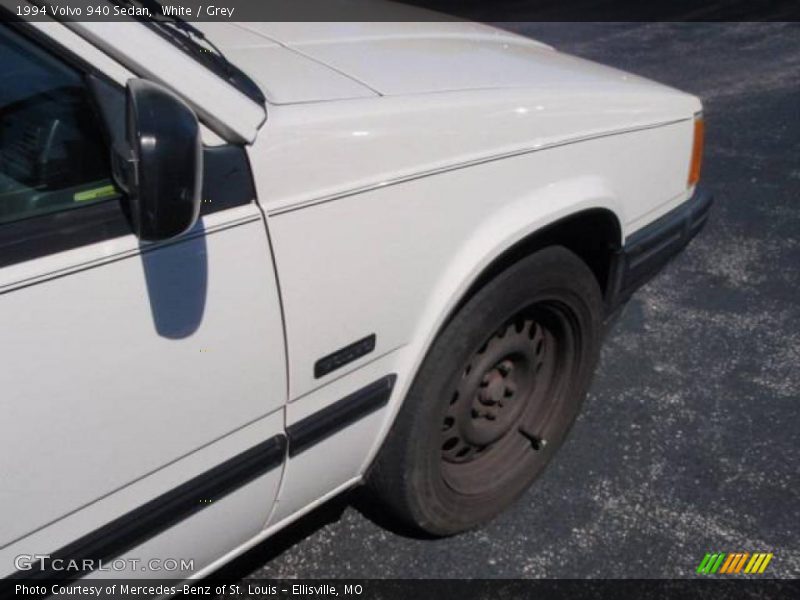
[{"left": 1, "top": 0, "right": 798, "bottom": 22}]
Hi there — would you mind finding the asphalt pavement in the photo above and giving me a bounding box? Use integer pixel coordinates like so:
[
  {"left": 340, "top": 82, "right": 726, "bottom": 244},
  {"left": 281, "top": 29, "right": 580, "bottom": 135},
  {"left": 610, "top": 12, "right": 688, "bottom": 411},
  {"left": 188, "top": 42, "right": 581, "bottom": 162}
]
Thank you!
[{"left": 221, "top": 23, "right": 800, "bottom": 580}]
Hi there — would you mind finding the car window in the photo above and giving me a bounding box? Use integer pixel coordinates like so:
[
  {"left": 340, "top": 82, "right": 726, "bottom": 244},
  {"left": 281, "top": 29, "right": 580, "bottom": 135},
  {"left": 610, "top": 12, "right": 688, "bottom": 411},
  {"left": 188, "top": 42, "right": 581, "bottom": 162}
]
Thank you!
[{"left": 0, "top": 26, "right": 121, "bottom": 226}]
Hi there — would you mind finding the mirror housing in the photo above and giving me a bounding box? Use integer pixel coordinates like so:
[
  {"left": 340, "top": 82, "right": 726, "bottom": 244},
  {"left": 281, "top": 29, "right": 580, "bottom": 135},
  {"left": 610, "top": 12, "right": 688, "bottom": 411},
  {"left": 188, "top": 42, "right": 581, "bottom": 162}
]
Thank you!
[{"left": 114, "top": 79, "right": 202, "bottom": 241}]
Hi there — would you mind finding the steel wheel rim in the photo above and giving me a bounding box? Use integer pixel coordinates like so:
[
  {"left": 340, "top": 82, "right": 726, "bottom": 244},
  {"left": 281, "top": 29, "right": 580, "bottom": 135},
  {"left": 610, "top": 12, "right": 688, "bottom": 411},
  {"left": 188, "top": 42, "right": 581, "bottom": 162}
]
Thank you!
[{"left": 439, "top": 302, "right": 579, "bottom": 496}]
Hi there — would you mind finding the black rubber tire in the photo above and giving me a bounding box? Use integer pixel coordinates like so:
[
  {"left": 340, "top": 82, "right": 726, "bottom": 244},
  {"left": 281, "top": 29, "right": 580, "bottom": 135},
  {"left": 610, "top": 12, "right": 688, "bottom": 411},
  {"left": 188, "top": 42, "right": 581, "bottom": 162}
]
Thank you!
[{"left": 366, "top": 246, "right": 604, "bottom": 536}]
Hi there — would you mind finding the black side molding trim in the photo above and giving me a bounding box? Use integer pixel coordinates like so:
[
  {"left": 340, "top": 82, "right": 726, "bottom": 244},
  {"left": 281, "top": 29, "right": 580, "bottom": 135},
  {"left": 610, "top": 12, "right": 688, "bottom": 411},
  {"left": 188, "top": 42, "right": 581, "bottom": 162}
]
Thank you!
[
  {"left": 9, "top": 435, "right": 286, "bottom": 583},
  {"left": 607, "top": 188, "right": 713, "bottom": 311},
  {"left": 314, "top": 334, "right": 377, "bottom": 379},
  {"left": 288, "top": 375, "right": 397, "bottom": 457}
]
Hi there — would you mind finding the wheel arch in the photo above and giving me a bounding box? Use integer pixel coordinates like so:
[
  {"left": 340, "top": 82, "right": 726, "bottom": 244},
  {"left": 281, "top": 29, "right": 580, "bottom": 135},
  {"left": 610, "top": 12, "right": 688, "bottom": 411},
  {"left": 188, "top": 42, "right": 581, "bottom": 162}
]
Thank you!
[
  {"left": 446, "top": 207, "right": 623, "bottom": 327},
  {"left": 361, "top": 203, "right": 624, "bottom": 479}
]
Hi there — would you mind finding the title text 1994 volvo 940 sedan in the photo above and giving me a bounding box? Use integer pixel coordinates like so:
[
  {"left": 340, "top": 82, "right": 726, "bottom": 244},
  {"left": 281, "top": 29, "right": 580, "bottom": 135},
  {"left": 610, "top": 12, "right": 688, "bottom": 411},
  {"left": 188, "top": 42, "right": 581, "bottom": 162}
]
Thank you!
[{"left": 1, "top": 7, "right": 710, "bottom": 584}]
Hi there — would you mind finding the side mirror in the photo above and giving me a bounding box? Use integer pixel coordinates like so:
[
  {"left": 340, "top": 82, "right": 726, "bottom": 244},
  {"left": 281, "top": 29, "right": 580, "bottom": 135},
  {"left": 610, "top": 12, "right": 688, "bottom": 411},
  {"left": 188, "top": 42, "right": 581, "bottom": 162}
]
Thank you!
[{"left": 113, "top": 79, "right": 202, "bottom": 241}]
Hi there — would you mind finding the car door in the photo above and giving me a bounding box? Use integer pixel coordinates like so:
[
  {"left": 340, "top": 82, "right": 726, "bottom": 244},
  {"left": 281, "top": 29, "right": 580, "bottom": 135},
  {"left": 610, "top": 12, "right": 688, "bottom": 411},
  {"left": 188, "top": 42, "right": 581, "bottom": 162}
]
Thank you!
[{"left": 0, "top": 23, "right": 286, "bottom": 579}]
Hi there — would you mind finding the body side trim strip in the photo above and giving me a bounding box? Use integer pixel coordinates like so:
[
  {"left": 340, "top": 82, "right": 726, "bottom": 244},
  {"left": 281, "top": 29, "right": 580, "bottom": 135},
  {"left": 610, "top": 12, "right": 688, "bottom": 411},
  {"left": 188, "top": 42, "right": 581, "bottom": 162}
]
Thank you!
[
  {"left": 7, "top": 435, "right": 286, "bottom": 583},
  {"left": 606, "top": 187, "right": 713, "bottom": 311},
  {"left": 268, "top": 118, "right": 690, "bottom": 216},
  {"left": 287, "top": 375, "right": 397, "bottom": 457}
]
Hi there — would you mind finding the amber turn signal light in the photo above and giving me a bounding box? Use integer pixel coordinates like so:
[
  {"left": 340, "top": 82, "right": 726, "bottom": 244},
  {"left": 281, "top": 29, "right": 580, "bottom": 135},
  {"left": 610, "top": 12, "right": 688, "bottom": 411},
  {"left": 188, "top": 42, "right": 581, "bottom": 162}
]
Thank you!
[{"left": 688, "top": 115, "right": 704, "bottom": 187}]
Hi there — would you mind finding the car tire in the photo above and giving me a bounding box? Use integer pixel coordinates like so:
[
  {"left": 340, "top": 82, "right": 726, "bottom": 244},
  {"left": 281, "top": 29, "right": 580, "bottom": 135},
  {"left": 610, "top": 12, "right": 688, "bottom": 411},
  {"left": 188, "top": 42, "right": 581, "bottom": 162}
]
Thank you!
[{"left": 366, "top": 246, "right": 604, "bottom": 536}]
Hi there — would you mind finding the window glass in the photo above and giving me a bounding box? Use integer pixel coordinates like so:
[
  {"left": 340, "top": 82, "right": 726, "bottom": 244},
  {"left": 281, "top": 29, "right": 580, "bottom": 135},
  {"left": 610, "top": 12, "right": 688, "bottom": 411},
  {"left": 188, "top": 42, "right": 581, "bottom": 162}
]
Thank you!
[{"left": 0, "top": 26, "right": 120, "bottom": 225}]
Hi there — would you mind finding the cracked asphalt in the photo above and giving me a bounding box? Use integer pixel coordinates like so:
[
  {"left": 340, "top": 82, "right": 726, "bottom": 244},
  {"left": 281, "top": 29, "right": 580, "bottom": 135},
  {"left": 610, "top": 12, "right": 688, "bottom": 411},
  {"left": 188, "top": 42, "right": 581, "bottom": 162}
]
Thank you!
[{"left": 221, "top": 23, "right": 800, "bottom": 580}]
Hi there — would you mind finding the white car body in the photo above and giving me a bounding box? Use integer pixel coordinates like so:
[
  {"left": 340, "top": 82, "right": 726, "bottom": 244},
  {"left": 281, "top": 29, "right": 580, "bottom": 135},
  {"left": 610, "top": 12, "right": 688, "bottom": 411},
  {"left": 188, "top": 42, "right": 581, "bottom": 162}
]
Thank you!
[{"left": 1, "top": 14, "right": 709, "bottom": 583}]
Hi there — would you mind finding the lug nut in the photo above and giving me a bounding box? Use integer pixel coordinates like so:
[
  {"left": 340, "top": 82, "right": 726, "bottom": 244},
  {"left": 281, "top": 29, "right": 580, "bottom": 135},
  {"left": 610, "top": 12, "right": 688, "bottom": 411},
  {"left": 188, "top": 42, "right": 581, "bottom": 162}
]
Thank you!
[{"left": 498, "top": 360, "right": 513, "bottom": 376}]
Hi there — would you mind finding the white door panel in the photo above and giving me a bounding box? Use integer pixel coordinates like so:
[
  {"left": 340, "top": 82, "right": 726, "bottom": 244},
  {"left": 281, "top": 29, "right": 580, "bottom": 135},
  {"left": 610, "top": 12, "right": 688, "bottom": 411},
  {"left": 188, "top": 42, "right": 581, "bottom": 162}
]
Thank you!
[
  {"left": 2, "top": 411, "right": 284, "bottom": 579},
  {"left": 0, "top": 215, "right": 286, "bottom": 553},
  {"left": 269, "top": 351, "right": 401, "bottom": 525}
]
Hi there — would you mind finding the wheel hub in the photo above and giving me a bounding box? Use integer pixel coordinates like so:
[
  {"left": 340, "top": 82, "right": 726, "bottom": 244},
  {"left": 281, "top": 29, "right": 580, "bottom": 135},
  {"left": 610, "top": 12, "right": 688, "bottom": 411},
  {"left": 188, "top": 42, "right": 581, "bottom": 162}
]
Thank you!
[
  {"left": 467, "top": 360, "right": 521, "bottom": 444},
  {"left": 441, "top": 318, "right": 550, "bottom": 465}
]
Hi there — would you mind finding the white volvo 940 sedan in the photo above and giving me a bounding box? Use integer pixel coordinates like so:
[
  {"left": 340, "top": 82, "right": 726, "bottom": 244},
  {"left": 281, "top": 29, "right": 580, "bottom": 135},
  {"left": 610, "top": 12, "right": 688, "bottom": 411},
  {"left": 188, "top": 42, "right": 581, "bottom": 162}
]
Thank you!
[{"left": 0, "top": 7, "right": 710, "bottom": 584}]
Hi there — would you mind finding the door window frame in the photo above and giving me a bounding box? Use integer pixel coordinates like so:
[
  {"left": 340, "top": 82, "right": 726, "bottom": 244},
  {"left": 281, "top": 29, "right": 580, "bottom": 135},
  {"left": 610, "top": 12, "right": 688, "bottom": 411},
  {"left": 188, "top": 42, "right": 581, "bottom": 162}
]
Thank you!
[{"left": 0, "top": 20, "right": 257, "bottom": 270}]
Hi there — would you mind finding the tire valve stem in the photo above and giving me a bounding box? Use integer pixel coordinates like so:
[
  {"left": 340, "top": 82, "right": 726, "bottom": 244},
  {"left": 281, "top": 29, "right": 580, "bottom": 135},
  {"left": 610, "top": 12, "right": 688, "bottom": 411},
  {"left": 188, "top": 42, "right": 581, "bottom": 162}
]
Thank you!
[{"left": 519, "top": 426, "right": 547, "bottom": 451}]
